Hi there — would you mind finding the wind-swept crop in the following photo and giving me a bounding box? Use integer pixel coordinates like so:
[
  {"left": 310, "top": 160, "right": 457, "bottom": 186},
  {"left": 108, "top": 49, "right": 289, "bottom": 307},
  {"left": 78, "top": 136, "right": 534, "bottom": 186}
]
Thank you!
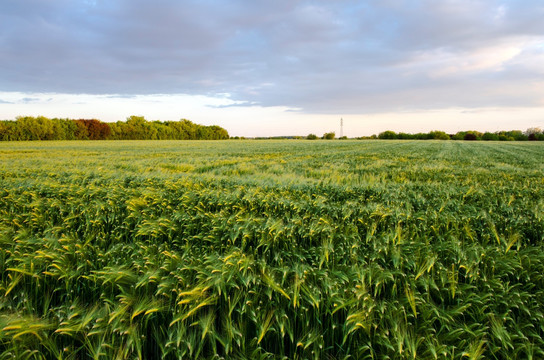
[{"left": 1, "top": 140, "right": 543, "bottom": 359}]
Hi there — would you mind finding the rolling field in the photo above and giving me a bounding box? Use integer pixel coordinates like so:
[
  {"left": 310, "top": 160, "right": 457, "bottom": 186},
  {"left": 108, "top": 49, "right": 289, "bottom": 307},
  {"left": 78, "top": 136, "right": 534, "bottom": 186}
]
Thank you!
[{"left": 1, "top": 140, "right": 543, "bottom": 359}]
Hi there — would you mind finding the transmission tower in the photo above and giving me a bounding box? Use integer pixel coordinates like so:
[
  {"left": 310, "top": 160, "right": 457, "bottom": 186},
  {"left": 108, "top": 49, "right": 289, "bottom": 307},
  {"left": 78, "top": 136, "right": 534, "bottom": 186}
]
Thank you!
[{"left": 340, "top": 118, "right": 343, "bottom": 138}]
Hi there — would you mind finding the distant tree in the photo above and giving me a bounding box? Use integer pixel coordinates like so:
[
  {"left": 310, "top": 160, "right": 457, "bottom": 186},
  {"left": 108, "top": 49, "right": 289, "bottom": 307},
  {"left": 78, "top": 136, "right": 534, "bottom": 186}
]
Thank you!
[
  {"left": 125, "top": 116, "right": 150, "bottom": 139},
  {"left": 464, "top": 133, "right": 478, "bottom": 141},
  {"left": 397, "top": 132, "right": 413, "bottom": 139},
  {"left": 498, "top": 134, "right": 513, "bottom": 141},
  {"left": 462, "top": 131, "right": 483, "bottom": 141},
  {"left": 525, "top": 127, "right": 542, "bottom": 136},
  {"left": 151, "top": 120, "right": 173, "bottom": 140},
  {"left": 323, "top": 132, "right": 335, "bottom": 140},
  {"left": 482, "top": 132, "right": 499, "bottom": 141},
  {"left": 74, "top": 119, "right": 111, "bottom": 140},
  {"left": 428, "top": 131, "right": 450, "bottom": 140},
  {"left": 207, "top": 125, "right": 229, "bottom": 139},
  {"left": 107, "top": 122, "right": 123, "bottom": 140},
  {"left": 52, "top": 118, "right": 76, "bottom": 140},
  {"left": 0, "top": 115, "right": 224, "bottom": 141},
  {"left": 524, "top": 127, "right": 543, "bottom": 141},
  {"left": 378, "top": 131, "right": 397, "bottom": 139},
  {"left": 507, "top": 130, "right": 528, "bottom": 141},
  {"left": 170, "top": 119, "right": 198, "bottom": 139},
  {"left": 0, "top": 121, "right": 11, "bottom": 141},
  {"left": 306, "top": 134, "right": 318, "bottom": 140},
  {"left": 14, "top": 116, "right": 57, "bottom": 140},
  {"left": 200, "top": 126, "right": 213, "bottom": 139},
  {"left": 451, "top": 132, "right": 464, "bottom": 140}
]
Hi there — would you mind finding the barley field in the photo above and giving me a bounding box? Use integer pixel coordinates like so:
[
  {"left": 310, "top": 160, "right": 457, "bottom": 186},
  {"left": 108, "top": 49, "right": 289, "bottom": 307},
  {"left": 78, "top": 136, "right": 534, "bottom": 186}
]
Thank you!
[{"left": 1, "top": 140, "right": 543, "bottom": 359}]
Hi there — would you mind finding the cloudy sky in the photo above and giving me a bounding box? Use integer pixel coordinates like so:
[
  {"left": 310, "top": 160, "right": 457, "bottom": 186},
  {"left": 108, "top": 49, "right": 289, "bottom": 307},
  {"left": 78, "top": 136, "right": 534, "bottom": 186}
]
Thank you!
[{"left": 1, "top": 0, "right": 544, "bottom": 137}]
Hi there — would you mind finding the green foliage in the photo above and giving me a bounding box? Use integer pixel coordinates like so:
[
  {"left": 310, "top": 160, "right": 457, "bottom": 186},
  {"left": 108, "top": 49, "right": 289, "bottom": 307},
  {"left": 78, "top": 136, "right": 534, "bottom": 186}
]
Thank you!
[
  {"left": 428, "top": 130, "right": 450, "bottom": 140},
  {"left": 378, "top": 130, "right": 398, "bottom": 139},
  {"left": 0, "top": 116, "right": 229, "bottom": 141},
  {"left": 376, "top": 130, "right": 452, "bottom": 140},
  {"left": 306, "top": 134, "right": 318, "bottom": 140},
  {"left": 464, "top": 132, "right": 479, "bottom": 141},
  {"left": 526, "top": 127, "right": 544, "bottom": 141},
  {"left": 104, "top": 117, "right": 230, "bottom": 140},
  {"left": 482, "top": 132, "right": 499, "bottom": 141},
  {"left": 373, "top": 129, "right": 542, "bottom": 141},
  {"left": 0, "top": 140, "right": 544, "bottom": 359},
  {"left": 323, "top": 132, "right": 335, "bottom": 140}
]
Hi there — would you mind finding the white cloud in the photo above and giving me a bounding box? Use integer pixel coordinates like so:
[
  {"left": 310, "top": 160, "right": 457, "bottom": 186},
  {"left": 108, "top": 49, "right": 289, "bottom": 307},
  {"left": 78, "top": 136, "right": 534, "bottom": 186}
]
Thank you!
[{"left": 414, "top": 40, "right": 525, "bottom": 79}]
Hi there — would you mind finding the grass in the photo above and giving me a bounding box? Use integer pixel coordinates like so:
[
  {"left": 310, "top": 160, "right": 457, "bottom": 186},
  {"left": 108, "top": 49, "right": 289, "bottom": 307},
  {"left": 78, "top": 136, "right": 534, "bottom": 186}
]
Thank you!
[{"left": 0, "top": 140, "right": 543, "bottom": 359}]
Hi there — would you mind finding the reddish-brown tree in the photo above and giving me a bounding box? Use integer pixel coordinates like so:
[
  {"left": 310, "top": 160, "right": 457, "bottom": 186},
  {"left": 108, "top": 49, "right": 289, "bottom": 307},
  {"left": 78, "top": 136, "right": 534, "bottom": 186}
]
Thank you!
[{"left": 74, "top": 119, "right": 111, "bottom": 140}]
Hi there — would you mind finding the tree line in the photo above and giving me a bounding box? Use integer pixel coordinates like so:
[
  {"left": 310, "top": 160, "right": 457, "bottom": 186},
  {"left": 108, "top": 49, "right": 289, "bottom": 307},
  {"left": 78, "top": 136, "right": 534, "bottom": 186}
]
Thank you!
[
  {"left": 303, "top": 129, "right": 544, "bottom": 141},
  {"left": 0, "top": 116, "right": 229, "bottom": 141},
  {"left": 373, "top": 129, "right": 544, "bottom": 141}
]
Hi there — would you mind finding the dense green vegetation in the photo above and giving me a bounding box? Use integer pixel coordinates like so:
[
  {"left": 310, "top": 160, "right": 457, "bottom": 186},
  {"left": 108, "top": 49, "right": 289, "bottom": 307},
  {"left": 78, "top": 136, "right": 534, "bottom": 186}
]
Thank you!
[
  {"left": 1, "top": 140, "right": 543, "bottom": 359},
  {"left": 0, "top": 116, "right": 229, "bottom": 141},
  {"left": 374, "top": 129, "right": 544, "bottom": 141}
]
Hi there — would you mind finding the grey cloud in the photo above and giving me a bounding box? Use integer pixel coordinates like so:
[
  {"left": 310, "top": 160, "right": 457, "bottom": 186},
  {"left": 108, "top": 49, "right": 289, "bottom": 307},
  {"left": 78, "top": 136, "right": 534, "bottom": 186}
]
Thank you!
[
  {"left": 206, "top": 101, "right": 255, "bottom": 109},
  {"left": 20, "top": 97, "right": 41, "bottom": 103},
  {"left": 105, "top": 94, "right": 138, "bottom": 99},
  {"left": 1, "top": 0, "right": 543, "bottom": 113}
]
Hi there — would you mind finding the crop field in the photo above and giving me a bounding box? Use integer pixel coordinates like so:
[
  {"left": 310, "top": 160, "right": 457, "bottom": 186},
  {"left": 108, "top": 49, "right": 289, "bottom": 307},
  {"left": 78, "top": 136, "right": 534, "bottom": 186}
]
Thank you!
[{"left": 0, "top": 140, "right": 543, "bottom": 359}]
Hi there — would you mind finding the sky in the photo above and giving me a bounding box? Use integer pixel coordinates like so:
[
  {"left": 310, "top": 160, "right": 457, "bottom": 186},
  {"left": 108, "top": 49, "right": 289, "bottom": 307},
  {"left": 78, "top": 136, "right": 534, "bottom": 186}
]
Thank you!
[{"left": 1, "top": 0, "right": 544, "bottom": 137}]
